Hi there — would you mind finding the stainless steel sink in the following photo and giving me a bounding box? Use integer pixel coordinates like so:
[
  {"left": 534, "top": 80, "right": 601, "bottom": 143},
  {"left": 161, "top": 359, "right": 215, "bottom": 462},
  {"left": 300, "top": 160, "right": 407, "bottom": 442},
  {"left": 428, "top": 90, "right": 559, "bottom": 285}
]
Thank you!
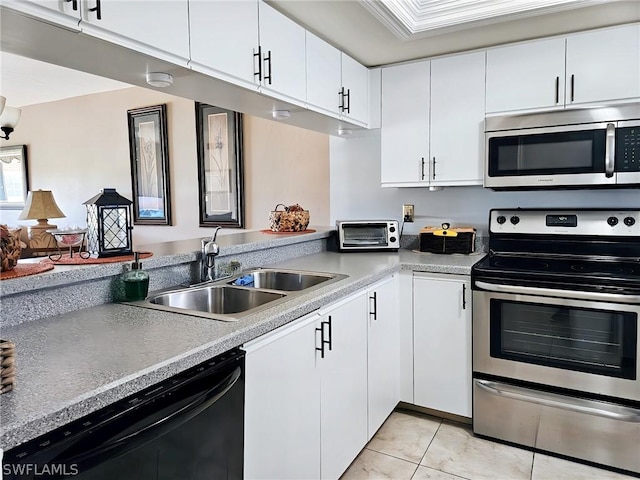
[
  {"left": 129, "top": 268, "right": 348, "bottom": 322},
  {"left": 227, "top": 268, "right": 340, "bottom": 291},
  {"left": 147, "top": 285, "right": 285, "bottom": 315}
]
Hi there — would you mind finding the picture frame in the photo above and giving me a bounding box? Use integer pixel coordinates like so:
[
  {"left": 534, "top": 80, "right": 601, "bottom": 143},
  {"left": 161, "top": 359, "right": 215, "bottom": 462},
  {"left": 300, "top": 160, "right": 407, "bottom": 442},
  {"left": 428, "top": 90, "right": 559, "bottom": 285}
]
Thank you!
[
  {"left": 0, "top": 145, "right": 29, "bottom": 210},
  {"left": 195, "top": 103, "right": 244, "bottom": 228},
  {"left": 127, "top": 104, "right": 172, "bottom": 225}
]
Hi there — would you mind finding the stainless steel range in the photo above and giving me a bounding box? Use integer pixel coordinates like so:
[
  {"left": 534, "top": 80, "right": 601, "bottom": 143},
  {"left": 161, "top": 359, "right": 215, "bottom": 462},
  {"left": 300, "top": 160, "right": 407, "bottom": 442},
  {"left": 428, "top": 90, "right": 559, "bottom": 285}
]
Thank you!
[{"left": 471, "top": 208, "right": 640, "bottom": 475}]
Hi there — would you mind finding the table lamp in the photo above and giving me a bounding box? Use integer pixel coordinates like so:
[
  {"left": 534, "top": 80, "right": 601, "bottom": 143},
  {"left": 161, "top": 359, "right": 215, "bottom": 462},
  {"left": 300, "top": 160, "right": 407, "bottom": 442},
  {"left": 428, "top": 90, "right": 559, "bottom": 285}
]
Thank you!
[{"left": 18, "top": 189, "right": 66, "bottom": 251}]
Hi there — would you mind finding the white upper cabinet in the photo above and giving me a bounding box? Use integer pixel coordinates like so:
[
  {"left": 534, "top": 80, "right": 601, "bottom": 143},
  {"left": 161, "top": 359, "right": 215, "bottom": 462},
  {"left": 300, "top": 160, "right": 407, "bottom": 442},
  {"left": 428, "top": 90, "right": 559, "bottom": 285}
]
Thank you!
[
  {"left": 381, "top": 61, "right": 431, "bottom": 185},
  {"left": 487, "top": 23, "right": 640, "bottom": 114},
  {"left": 2, "top": 0, "right": 81, "bottom": 30},
  {"left": 430, "top": 51, "right": 485, "bottom": 186},
  {"left": 306, "top": 31, "right": 342, "bottom": 116},
  {"left": 566, "top": 24, "right": 640, "bottom": 106},
  {"left": 486, "top": 37, "right": 566, "bottom": 114},
  {"left": 341, "top": 52, "right": 369, "bottom": 125},
  {"left": 189, "top": 0, "right": 259, "bottom": 90},
  {"left": 79, "top": 0, "right": 190, "bottom": 65},
  {"left": 257, "top": 1, "right": 306, "bottom": 103}
]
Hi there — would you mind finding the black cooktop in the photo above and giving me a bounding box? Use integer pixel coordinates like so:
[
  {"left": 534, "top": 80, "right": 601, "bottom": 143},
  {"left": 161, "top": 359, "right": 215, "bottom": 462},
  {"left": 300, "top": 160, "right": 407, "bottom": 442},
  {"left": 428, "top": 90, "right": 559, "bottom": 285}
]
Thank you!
[{"left": 472, "top": 253, "right": 640, "bottom": 292}]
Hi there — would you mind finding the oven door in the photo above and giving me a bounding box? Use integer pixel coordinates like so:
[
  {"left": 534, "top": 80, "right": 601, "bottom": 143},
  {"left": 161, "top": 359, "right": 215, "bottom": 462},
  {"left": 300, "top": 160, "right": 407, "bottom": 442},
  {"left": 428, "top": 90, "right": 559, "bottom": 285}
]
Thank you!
[
  {"left": 473, "top": 282, "right": 639, "bottom": 401},
  {"left": 485, "top": 122, "right": 616, "bottom": 189}
]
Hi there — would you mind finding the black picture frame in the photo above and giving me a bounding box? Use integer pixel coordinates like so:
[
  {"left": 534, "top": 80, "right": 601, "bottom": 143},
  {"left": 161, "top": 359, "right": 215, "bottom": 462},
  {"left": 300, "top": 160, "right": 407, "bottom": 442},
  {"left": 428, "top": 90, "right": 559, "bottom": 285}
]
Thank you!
[
  {"left": 0, "top": 145, "right": 29, "bottom": 210},
  {"left": 195, "top": 102, "right": 244, "bottom": 228},
  {"left": 127, "top": 104, "right": 172, "bottom": 225}
]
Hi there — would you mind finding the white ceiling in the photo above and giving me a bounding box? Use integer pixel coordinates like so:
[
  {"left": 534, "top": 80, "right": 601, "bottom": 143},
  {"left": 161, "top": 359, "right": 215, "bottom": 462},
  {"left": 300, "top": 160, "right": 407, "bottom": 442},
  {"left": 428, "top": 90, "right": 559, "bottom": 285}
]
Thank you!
[{"left": 1, "top": 0, "right": 639, "bottom": 108}]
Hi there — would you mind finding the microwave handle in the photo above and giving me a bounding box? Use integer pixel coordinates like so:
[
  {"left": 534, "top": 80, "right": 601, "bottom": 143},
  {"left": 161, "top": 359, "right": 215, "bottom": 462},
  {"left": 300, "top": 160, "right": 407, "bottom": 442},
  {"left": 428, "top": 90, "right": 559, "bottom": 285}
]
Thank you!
[{"left": 605, "top": 123, "right": 615, "bottom": 178}]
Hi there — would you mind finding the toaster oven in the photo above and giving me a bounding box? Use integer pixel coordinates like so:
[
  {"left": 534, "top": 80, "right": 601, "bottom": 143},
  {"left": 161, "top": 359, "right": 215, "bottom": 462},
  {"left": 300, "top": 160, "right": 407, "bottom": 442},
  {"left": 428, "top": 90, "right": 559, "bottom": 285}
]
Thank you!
[{"left": 336, "top": 220, "right": 400, "bottom": 252}]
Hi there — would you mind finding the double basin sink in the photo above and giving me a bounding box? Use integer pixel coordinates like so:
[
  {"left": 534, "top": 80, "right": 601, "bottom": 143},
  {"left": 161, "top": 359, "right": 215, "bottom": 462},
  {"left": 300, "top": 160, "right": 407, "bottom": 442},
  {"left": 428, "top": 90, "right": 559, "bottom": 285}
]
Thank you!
[{"left": 132, "top": 268, "right": 347, "bottom": 322}]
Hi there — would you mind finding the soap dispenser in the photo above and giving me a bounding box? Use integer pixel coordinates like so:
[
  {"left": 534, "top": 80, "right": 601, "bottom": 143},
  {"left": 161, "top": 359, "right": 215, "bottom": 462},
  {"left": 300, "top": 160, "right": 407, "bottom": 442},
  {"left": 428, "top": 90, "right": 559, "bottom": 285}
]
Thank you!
[{"left": 123, "top": 252, "right": 149, "bottom": 301}]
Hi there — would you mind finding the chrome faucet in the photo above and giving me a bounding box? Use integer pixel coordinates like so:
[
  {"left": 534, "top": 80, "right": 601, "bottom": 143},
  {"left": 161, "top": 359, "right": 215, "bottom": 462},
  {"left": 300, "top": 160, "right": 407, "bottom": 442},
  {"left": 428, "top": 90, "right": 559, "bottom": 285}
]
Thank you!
[{"left": 201, "top": 226, "right": 222, "bottom": 282}]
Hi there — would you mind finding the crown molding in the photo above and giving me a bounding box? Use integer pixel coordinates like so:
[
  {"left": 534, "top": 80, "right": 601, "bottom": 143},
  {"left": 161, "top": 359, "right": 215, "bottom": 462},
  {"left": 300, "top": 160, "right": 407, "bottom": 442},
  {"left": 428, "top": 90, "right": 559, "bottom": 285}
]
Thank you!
[{"left": 358, "top": 0, "right": 610, "bottom": 40}]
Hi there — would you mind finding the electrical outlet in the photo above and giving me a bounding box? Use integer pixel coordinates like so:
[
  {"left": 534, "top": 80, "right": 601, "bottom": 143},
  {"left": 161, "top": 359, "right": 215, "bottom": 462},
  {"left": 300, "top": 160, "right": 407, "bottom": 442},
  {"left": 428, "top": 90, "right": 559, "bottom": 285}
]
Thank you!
[{"left": 403, "top": 204, "right": 414, "bottom": 223}]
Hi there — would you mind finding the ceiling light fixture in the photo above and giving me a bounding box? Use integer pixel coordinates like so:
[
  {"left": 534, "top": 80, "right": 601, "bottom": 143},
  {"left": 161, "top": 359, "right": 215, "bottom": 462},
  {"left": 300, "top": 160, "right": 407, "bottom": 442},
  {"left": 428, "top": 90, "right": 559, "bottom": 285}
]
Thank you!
[
  {"left": 272, "top": 110, "right": 291, "bottom": 121},
  {"left": 337, "top": 128, "right": 353, "bottom": 136},
  {"left": 0, "top": 105, "right": 22, "bottom": 140},
  {"left": 146, "top": 72, "right": 174, "bottom": 88}
]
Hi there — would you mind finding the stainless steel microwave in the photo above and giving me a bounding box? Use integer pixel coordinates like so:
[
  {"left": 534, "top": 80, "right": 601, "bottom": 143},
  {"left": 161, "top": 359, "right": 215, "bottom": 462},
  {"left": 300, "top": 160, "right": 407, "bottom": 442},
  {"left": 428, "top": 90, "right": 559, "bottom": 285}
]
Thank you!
[
  {"left": 336, "top": 220, "right": 400, "bottom": 252},
  {"left": 485, "top": 103, "right": 640, "bottom": 189}
]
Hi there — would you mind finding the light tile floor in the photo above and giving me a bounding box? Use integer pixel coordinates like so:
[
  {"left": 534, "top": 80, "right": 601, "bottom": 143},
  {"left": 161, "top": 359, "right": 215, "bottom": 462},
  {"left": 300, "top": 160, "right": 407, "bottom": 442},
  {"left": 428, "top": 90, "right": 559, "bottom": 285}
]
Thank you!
[{"left": 341, "top": 410, "right": 638, "bottom": 480}]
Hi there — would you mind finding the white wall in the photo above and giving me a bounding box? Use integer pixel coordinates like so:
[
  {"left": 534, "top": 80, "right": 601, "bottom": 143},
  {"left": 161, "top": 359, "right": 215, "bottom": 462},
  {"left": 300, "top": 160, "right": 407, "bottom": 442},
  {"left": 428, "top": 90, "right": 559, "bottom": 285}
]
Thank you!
[
  {"left": 330, "top": 134, "right": 640, "bottom": 236},
  {"left": 0, "top": 87, "right": 330, "bottom": 247}
]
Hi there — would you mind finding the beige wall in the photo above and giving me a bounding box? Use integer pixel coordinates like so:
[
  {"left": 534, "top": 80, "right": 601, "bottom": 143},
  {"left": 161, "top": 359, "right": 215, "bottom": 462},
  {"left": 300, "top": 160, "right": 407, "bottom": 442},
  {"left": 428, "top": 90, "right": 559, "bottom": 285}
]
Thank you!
[{"left": 0, "top": 87, "right": 330, "bottom": 246}]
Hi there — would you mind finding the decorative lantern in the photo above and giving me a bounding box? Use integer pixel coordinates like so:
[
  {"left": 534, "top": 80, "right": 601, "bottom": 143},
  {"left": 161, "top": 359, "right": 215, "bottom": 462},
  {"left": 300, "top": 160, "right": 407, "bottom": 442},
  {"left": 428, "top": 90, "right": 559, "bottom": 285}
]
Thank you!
[{"left": 83, "top": 188, "right": 133, "bottom": 258}]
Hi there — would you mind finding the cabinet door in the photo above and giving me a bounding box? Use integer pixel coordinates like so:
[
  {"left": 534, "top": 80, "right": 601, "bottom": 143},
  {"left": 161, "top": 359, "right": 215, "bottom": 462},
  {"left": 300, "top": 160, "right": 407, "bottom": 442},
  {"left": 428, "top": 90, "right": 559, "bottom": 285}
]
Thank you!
[
  {"left": 1, "top": 0, "right": 81, "bottom": 29},
  {"left": 430, "top": 51, "right": 485, "bottom": 186},
  {"left": 306, "top": 31, "right": 342, "bottom": 116},
  {"left": 189, "top": 0, "right": 259, "bottom": 90},
  {"left": 367, "top": 275, "right": 399, "bottom": 438},
  {"left": 341, "top": 52, "right": 369, "bottom": 125},
  {"left": 244, "top": 313, "right": 321, "bottom": 480},
  {"left": 486, "top": 37, "right": 565, "bottom": 114},
  {"left": 566, "top": 24, "right": 640, "bottom": 106},
  {"left": 80, "top": 0, "right": 190, "bottom": 65},
  {"left": 319, "top": 293, "right": 368, "bottom": 480},
  {"left": 413, "top": 274, "right": 472, "bottom": 418},
  {"left": 257, "top": 1, "right": 306, "bottom": 103},
  {"left": 381, "top": 61, "right": 430, "bottom": 185}
]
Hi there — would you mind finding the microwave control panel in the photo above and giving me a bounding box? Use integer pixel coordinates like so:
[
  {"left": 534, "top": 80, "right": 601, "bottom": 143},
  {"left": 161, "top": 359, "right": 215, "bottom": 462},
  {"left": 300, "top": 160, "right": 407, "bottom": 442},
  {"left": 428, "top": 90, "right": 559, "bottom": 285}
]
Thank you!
[{"left": 616, "top": 126, "right": 640, "bottom": 172}]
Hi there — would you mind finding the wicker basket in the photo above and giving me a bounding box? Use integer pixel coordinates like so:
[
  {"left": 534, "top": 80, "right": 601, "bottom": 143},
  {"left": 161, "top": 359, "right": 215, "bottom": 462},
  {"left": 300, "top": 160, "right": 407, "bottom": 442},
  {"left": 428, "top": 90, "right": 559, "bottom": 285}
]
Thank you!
[
  {"left": 268, "top": 204, "right": 310, "bottom": 232},
  {"left": 1, "top": 339, "right": 15, "bottom": 394}
]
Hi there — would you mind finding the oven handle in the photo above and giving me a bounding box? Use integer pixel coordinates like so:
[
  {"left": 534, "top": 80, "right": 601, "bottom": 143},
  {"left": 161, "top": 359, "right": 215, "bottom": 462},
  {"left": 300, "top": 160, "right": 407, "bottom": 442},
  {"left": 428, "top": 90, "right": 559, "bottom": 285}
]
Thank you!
[
  {"left": 474, "top": 281, "right": 640, "bottom": 305},
  {"left": 475, "top": 380, "right": 640, "bottom": 423}
]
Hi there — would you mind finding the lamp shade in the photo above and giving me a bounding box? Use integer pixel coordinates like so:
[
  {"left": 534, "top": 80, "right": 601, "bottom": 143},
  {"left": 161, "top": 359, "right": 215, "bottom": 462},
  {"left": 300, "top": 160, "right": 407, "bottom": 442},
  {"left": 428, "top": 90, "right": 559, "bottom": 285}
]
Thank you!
[
  {"left": 0, "top": 96, "right": 5, "bottom": 117},
  {"left": 0, "top": 106, "right": 21, "bottom": 129},
  {"left": 18, "top": 190, "right": 66, "bottom": 221}
]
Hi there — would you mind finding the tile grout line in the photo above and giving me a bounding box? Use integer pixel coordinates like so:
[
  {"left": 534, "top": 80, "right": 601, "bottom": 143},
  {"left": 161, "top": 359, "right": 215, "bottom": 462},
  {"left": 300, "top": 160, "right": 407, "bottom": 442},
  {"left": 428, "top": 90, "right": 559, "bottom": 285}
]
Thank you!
[
  {"left": 363, "top": 446, "right": 422, "bottom": 466},
  {"left": 419, "top": 418, "right": 444, "bottom": 465}
]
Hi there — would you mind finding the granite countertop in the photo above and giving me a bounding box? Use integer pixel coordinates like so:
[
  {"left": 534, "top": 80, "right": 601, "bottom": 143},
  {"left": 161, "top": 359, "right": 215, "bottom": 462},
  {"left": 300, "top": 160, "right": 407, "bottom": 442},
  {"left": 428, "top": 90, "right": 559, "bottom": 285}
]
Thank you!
[{"left": 0, "top": 248, "right": 483, "bottom": 450}]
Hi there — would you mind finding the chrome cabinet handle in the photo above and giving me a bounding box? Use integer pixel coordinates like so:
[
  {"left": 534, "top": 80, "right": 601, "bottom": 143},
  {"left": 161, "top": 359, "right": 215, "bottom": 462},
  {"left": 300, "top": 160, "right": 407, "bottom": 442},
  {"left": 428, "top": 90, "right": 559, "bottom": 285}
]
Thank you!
[
  {"left": 476, "top": 380, "right": 640, "bottom": 422},
  {"left": 432, "top": 157, "right": 436, "bottom": 180},
  {"left": 316, "top": 318, "right": 330, "bottom": 358},
  {"left": 605, "top": 123, "right": 616, "bottom": 178},
  {"left": 338, "top": 87, "right": 345, "bottom": 112},
  {"left": 344, "top": 88, "right": 350, "bottom": 114},
  {"left": 474, "top": 281, "right": 640, "bottom": 304},
  {"left": 421, "top": 157, "right": 425, "bottom": 180}
]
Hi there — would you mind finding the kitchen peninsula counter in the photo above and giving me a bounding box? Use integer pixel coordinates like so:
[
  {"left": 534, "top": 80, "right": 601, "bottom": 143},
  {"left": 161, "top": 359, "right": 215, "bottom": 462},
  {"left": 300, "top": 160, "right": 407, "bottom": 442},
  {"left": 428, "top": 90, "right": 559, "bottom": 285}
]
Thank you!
[{"left": 0, "top": 242, "right": 482, "bottom": 450}]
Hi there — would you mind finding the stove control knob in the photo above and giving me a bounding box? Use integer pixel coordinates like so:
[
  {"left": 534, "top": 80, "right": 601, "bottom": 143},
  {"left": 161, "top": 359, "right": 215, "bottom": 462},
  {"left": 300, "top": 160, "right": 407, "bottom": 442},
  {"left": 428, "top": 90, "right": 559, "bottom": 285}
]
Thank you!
[
  {"left": 624, "top": 216, "right": 636, "bottom": 226},
  {"left": 607, "top": 216, "right": 619, "bottom": 226},
  {"left": 496, "top": 215, "right": 506, "bottom": 225},
  {"left": 510, "top": 216, "right": 520, "bottom": 225},
  {"left": 389, "top": 225, "right": 396, "bottom": 233},
  {"left": 390, "top": 236, "right": 397, "bottom": 243}
]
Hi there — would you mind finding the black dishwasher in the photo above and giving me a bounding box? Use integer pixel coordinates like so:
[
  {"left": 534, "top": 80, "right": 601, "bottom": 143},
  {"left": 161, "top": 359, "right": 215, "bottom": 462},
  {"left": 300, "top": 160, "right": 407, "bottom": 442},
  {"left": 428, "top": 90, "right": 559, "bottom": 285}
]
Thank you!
[{"left": 3, "top": 348, "right": 244, "bottom": 480}]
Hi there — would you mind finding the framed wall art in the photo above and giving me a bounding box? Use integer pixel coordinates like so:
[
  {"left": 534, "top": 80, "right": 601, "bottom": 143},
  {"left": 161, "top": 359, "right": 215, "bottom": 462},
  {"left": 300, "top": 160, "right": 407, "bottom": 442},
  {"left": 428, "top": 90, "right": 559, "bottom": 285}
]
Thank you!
[
  {"left": 127, "top": 104, "right": 172, "bottom": 225},
  {"left": 0, "top": 145, "right": 29, "bottom": 210},
  {"left": 195, "top": 102, "right": 244, "bottom": 228}
]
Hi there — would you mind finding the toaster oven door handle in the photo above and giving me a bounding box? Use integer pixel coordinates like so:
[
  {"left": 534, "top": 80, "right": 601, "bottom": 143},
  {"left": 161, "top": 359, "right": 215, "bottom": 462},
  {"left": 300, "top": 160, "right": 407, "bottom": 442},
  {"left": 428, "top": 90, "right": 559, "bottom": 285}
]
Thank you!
[
  {"left": 605, "top": 122, "right": 615, "bottom": 178},
  {"left": 475, "top": 380, "right": 640, "bottom": 423},
  {"left": 474, "top": 281, "right": 640, "bottom": 304}
]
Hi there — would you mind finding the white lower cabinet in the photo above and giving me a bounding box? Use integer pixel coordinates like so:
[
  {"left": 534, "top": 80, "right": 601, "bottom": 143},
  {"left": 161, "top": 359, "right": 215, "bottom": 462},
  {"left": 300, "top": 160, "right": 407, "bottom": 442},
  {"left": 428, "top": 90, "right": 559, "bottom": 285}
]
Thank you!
[
  {"left": 367, "top": 275, "right": 399, "bottom": 438},
  {"left": 244, "top": 290, "right": 369, "bottom": 480},
  {"left": 319, "top": 293, "right": 368, "bottom": 479},
  {"left": 413, "top": 273, "right": 472, "bottom": 418}
]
